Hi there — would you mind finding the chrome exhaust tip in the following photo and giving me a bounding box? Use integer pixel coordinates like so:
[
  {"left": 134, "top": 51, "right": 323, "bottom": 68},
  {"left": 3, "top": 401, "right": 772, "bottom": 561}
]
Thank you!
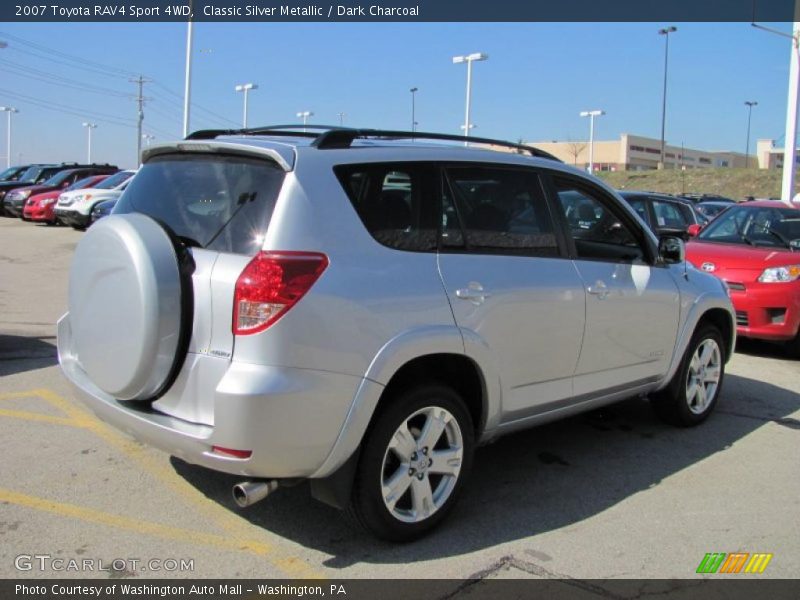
[{"left": 232, "top": 480, "right": 280, "bottom": 508}]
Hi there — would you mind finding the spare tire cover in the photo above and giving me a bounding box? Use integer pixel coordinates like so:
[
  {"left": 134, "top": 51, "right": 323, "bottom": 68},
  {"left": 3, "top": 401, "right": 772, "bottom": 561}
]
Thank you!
[{"left": 68, "top": 213, "right": 184, "bottom": 400}]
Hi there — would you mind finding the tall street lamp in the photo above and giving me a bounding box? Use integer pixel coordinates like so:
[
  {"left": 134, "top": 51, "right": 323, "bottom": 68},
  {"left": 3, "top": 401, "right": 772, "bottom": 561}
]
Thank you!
[
  {"left": 235, "top": 83, "right": 258, "bottom": 128},
  {"left": 182, "top": 21, "right": 193, "bottom": 138},
  {"left": 337, "top": 112, "right": 345, "bottom": 126},
  {"left": 296, "top": 111, "right": 314, "bottom": 131},
  {"left": 452, "top": 52, "right": 488, "bottom": 141},
  {"left": 744, "top": 101, "right": 758, "bottom": 168},
  {"left": 142, "top": 133, "right": 156, "bottom": 147},
  {"left": 580, "top": 110, "right": 605, "bottom": 173},
  {"left": 658, "top": 26, "right": 677, "bottom": 169},
  {"left": 82, "top": 122, "right": 97, "bottom": 163},
  {"left": 0, "top": 106, "right": 18, "bottom": 169},
  {"left": 410, "top": 87, "right": 418, "bottom": 132}
]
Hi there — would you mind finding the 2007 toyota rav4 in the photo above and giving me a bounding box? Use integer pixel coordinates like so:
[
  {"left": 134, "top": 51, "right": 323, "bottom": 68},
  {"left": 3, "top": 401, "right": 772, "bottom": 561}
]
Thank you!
[{"left": 58, "top": 127, "right": 735, "bottom": 541}]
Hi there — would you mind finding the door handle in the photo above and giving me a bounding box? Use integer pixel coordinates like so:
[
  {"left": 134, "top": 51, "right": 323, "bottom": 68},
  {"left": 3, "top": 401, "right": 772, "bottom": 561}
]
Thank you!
[
  {"left": 586, "top": 280, "right": 610, "bottom": 300},
  {"left": 456, "top": 282, "right": 491, "bottom": 305}
]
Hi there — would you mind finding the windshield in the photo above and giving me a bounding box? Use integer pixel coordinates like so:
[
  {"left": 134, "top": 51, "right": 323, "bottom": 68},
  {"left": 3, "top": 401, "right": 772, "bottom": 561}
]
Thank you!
[
  {"left": 18, "top": 166, "right": 45, "bottom": 183},
  {"left": 0, "top": 166, "right": 23, "bottom": 181},
  {"left": 697, "top": 205, "right": 800, "bottom": 249},
  {"left": 42, "top": 170, "right": 75, "bottom": 187},
  {"left": 67, "top": 175, "right": 102, "bottom": 191},
  {"left": 94, "top": 171, "right": 132, "bottom": 189}
]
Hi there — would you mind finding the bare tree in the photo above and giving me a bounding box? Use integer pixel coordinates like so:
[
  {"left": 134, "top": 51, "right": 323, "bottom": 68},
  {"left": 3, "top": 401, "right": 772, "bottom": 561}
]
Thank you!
[{"left": 565, "top": 139, "right": 587, "bottom": 166}]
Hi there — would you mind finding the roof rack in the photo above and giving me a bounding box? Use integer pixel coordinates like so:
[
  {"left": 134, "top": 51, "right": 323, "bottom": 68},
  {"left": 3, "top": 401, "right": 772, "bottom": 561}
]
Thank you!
[
  {"left": 311, "top": 128, "right": 560, "bottom": 160},
  {"left": 185, "top": 125, "right": 560, "bottom": 161}
]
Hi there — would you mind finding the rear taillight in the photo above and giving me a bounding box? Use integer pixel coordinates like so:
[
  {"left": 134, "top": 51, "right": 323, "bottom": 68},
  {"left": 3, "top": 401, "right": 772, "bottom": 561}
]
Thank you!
[{"left": 233, "top": 251, "right": 328, "bottom": 335}]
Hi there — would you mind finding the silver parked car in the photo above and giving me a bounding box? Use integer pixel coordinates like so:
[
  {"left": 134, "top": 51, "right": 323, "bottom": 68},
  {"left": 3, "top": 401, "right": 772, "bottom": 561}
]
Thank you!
[{"left": 58, "top": 127, "right": 735, "bottom": 541}]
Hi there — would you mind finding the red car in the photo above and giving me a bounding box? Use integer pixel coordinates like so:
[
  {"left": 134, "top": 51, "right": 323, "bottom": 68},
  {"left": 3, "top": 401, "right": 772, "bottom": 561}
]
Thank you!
[
  {"left": 24, "top": 174, "right": 111, "bottom": 224},
  {"left": 686, "top": 201, "right": 800, "bottom": 356}
]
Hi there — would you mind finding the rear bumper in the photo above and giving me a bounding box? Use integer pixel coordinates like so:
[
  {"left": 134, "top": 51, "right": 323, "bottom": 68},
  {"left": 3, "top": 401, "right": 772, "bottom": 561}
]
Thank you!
[
  {"left": 57, "top": 313, "right": 363, "bottom": 479},
  {"left": 729, "top": 282, "right": 800, "bottom": 342}
]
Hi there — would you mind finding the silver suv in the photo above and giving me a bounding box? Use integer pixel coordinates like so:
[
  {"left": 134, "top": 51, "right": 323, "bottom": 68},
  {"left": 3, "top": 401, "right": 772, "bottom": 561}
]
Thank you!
[{"left": 58, "top": 127, "right": 735, "bottom": 541}]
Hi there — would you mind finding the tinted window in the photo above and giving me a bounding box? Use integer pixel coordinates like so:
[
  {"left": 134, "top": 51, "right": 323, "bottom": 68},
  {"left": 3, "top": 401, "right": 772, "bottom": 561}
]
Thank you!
[
  {"left": 115, "top": 154, "right": 285, "bottom": 256},
  {"left": 555, "top": 179, "right": 645, "bottom": 262},
  {"left": 335, "top": 163, "right": 437, "bottom": 252},
  {"left": 651, "top": 199, "right": 688, "bottom": 229},
  {"left": 623, "top": 196, "right": 650, "bottom": 223},
  {"left": 443, "top": 166, "right": 558, "bottom": 256}
]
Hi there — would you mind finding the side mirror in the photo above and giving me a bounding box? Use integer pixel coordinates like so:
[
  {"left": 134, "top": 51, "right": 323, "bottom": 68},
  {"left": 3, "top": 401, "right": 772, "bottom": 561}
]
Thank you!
[
  {"left": 658, "top": 235, "right": 685, "bottom": 264},
  {"left": 686, "top": 224, "right": 702, "bottom": 237}
]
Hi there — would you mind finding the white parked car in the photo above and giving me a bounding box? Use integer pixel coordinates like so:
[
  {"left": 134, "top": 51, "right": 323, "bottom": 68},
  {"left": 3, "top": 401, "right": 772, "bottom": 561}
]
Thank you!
[{"left": 55, "top": 169, "right": 136, "bottom": 228}]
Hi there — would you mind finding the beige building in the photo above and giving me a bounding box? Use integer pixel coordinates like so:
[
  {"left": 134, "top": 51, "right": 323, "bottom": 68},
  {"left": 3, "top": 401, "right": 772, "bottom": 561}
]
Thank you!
[
  {"left": 528, "top": 133, "right": 751, "bottom": 172},
  {"left": 756, "top": 139, "right": 800, "bottom": 170}
]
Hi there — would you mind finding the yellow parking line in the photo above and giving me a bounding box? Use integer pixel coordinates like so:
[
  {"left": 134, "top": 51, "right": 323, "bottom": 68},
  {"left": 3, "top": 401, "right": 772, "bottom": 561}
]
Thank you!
[
  {"left": 0, "top": 389, "right": 326, "bottom": 580},
  {"left": 0, "top": 486, "right": 277, "bottom": 557},
  {"left": 0, "top": 408, "right": 83, "bottom": 428}
]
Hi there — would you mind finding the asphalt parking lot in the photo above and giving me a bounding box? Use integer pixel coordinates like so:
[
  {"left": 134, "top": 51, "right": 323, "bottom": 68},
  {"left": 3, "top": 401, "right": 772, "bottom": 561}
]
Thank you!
[{"left": 0, "top": 217, "right": 798, "bottom": 582}]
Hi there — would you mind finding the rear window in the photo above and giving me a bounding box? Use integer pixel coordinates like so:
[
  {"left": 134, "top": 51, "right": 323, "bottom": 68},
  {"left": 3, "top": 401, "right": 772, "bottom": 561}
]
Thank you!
[{"left": 115, "top": 153, "right": 285, "bottom": 256}]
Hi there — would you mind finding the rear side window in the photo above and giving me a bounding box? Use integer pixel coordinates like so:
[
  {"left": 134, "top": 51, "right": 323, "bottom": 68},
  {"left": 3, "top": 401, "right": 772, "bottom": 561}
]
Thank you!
[
  {"left": 115, "top": 153, "right": 285, "bottom": 256},
  {"left": 334, "top": 163, "right": 437, "bottom": 252}
]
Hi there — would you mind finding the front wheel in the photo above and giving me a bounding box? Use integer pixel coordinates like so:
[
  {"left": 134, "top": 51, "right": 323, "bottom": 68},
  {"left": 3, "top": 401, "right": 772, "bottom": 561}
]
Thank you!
[
  {"left": 651, "top": 324, "right": 725, "bottom": 427},
  {"left": 348, "top": 384, "right": 474, "bottom": 542}
]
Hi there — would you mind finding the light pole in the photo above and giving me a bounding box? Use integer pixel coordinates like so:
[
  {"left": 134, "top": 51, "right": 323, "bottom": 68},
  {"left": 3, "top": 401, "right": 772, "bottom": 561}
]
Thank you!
[
  {"left": 0, "top": 106, "right": 18, "bottom": 169},
  {"left": 82, "top": 122, "right": 97, "bottom": 163},
  {"left": 235, "top": 83, "right": 258, "bottom": 128},
  {"left": 658, "top": 26, "right": 677, "bottom": 169},
  {"left": 580, "top": 110, "right": 605, "bottom": 173},
  {"left": 182, "top": 20, "right": 193, "bottom": 138},
  {"left": 410, "top": 87, "right": 418, "bottom": 132},
  {"left": 744, "top": 101, "right": 758, "bottom": 168},
  {"left": 142, "top": 133, "right": 155, "bottom": 147},
  {"left": 452, "top": 52, "right": 488, "bottom": 142},
  {"left": 296, "top": 111, "right": 313, "bottom": 131},
  {"left": 337, "top": 112, "right": 345, "bottom": 126}
]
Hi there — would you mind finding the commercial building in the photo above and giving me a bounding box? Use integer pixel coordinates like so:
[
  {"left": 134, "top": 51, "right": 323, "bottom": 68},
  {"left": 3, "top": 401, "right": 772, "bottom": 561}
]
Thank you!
[
  {"left": 527, "top": 133, "right": 751, "bottom": 172},
  {"left": 755, "top": 139, "right": 800, "bottom": 170}
]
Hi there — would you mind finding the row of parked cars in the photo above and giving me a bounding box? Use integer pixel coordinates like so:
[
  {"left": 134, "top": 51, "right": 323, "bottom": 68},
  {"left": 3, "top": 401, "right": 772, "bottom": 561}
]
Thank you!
[{"left": 0, "top": 162, "right": 136, "bottom": 228}]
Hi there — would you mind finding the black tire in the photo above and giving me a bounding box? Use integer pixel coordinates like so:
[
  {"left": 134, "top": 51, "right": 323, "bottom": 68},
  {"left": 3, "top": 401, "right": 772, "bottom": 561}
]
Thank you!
[
  {"left": 347, "top": 384, "right": 474, "bottom": 542},
  {"left": 787, "top": 331, "right": 800, "bottom": 359},
  {"left": 651, "top": 324, "right": 725, "bottom": 427}
]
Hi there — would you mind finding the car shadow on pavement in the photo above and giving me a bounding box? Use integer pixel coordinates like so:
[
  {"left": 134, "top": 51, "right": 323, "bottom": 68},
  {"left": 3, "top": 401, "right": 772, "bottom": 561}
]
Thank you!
[
  {"left": 735, "top": 337, "right": 797, "bottom": 361},
  {"left": 0, "top": 334, "right": 58, "bottom": 376},
  {"left": 171, "top": 372, "right": 800, "bottom": 568}
]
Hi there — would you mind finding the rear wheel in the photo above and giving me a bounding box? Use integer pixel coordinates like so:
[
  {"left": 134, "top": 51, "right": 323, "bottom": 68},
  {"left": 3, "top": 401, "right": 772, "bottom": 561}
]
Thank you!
[
  {"left": 348, "top": 384, "right": 474, "bottom": 542},
  {"left": 651, "top": 324, "right": 725, "bottom": 427}
]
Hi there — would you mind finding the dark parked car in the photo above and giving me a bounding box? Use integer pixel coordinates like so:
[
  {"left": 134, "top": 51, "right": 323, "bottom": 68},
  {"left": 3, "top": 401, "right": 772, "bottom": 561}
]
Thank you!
[
  {"left": 90, "top": 198, "right": 117, "bottom": 224},
  {"left": 4, "top": 164, "right": 118, "bottom": 218},
  {"left": 619, "top": 191, "right": 708, "bottom": 238}
]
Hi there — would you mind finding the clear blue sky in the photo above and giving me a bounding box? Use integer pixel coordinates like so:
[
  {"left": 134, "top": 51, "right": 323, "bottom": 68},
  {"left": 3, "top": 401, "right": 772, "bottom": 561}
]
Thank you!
[{"left": 0, "top": 21, "right": 793, "bottom": 169}]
